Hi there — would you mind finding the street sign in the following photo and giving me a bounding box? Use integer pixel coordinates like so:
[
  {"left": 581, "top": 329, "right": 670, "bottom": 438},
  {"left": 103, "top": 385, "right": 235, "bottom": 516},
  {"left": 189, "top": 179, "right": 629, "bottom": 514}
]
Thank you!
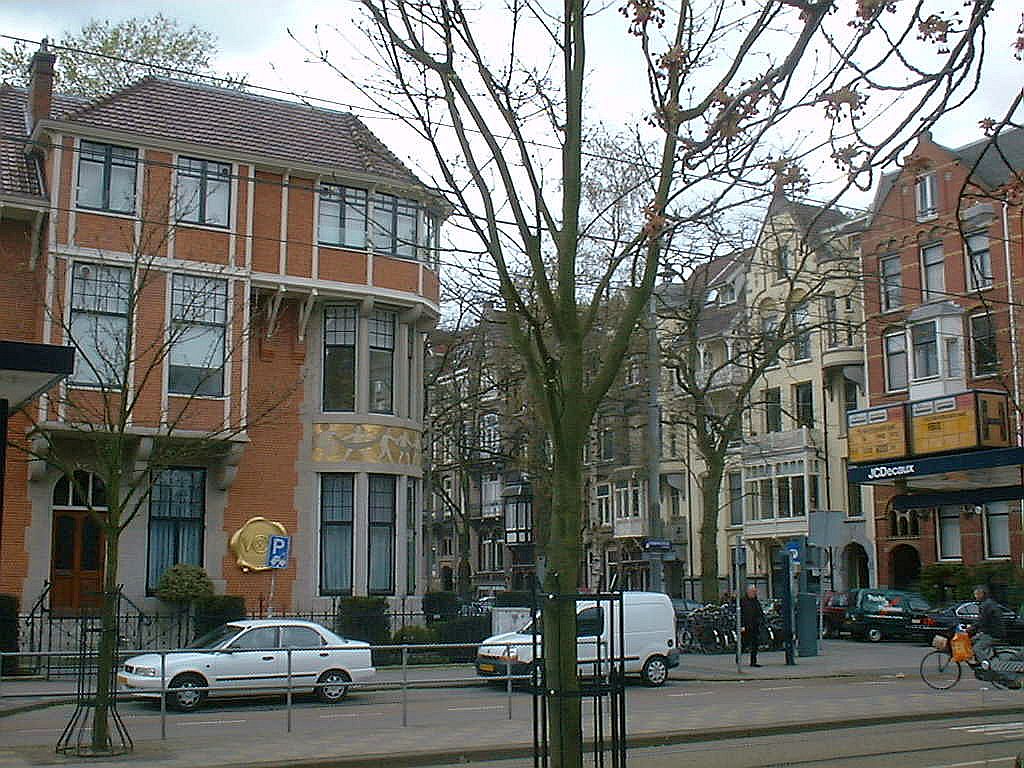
[
  {"left": 643, "top": 538, "right": 673, "bottom": 553},
  {"left": 785, "top": 539, "right": 801, "bottom": 565},
  {"left": 267, "top": 535, "right": 291, "bottom": 569}
]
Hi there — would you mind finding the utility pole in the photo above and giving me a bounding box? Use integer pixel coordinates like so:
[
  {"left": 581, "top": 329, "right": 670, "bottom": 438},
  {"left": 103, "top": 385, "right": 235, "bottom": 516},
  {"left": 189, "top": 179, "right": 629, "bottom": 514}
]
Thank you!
[{"left": 646, "top": 293, "right": 665, "bottom": 592}]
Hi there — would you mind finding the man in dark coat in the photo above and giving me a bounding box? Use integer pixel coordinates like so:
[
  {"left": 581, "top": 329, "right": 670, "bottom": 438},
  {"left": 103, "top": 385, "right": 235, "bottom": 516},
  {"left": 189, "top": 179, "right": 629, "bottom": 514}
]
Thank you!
[{"left": 740, "top": 585, "right": 765, "bottom": 667}]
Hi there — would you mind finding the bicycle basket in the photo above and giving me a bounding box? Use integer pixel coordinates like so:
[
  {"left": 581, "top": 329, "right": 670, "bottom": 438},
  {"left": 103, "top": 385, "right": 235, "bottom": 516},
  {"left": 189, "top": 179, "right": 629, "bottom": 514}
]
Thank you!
[{"left": 931, "top": 635, "right": 949, "bottom": 652}]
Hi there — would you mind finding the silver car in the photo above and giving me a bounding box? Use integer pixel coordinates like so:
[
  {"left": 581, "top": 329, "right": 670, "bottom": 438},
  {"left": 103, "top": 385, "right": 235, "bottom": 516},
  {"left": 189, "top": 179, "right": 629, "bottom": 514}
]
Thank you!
[{"left": 119, "top": 619, "right": 375, "bottom": 711}]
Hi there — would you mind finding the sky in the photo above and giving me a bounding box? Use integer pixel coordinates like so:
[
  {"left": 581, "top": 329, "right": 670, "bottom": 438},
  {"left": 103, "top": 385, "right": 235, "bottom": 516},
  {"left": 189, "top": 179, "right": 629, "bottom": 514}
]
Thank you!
[{"left": 0, "top": 1, "right": 1021, "bottom": 220}]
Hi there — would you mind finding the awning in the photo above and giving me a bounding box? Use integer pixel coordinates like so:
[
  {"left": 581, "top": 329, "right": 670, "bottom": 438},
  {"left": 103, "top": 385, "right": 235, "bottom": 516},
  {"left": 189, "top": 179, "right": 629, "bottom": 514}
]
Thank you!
[
  {"left": 847, "top": 446, "right": 1024, "bottom": 491},
  {"left": 0, "top": 340, "right": 75, "bottom": 409},
  {"left": 892, "top": 485, "right": 1024, "bottom": 510}
]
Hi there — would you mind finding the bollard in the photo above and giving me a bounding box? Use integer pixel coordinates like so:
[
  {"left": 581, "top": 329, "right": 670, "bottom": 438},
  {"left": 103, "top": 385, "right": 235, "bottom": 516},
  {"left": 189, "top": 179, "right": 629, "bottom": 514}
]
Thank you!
[
  {"left": 286, "top": 649, "right": 293, "bottom": 733},
  {"left": 401, "top": 645, "right": 408, "bottom": 727},
  {"left": 506, "top": 643, "right": 513, "bottom": 721},
  {"left": 160, "top": 651, "right": 167, "bottom": 740}
]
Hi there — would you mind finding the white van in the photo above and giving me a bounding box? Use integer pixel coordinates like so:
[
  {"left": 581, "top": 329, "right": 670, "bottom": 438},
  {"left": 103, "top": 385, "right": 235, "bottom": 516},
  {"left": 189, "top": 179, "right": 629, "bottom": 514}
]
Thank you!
[{"left": 475, "top": 591, "right": 679, "bottom": 686}]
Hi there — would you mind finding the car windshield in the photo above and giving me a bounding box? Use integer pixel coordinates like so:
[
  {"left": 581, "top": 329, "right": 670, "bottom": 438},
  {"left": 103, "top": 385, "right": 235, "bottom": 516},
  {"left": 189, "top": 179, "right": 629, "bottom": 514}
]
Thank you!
[{"left": 187, "top": 624, "right": 244, "bottom": 650}]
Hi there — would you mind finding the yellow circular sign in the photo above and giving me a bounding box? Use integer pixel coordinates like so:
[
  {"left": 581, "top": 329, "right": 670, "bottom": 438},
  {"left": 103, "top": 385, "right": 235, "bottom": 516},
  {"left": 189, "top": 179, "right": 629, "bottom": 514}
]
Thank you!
[{"left": 229, "top": 517, "right": 288, "bottom": 572}]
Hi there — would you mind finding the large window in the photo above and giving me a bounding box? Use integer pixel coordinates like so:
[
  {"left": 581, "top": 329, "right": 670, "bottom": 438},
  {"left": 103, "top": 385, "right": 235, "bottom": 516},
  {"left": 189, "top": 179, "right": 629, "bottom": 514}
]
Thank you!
[
  {"left": 775, "top": 244, "right": 790, "bottom": 280},
  {"left": 320, "top": 474, "right": 354, "bottom": 595},
  {"left": 790, "top": 303, "right": 811, "bottom": 361},
  {"left": 324, "top": 306, "right": 357, "bottom": 411},
  {"left": 846, "top": 467, "right": 863, "bottom": 518},
  {"left": 596, "top": 484, "right": 611, "bottom": 526},
  {"left": 318, "top": 184, "right": 368, "bottom": 249},
  {"left": 937, "top": 507, "right": 962, "bottom": 559},
  {"left": 765, "top": 388, "right": 782, "bottom": 433},
  {"left": 915, "top": 173, "right": 938, "bottom": 220},
  {"left": 825, "top": 295, "right": 839, "bottom": 348},
  {"left": 369, "top": 310, "right": 396, "bottom": 413},
  {"left": 169, "top": 275, "right": 227, "bottom": 396},
  {"left": 147, "top": 468, "right": 205, "bottom": 592},
  {"left": 885, "top": 331, "right": 908, "bottom": 391},
  {"left": 368, "top": 475, "right": 396, "bottom": 594},
  {"left": 794, "top": 382, "right": 814, "bottom": 429},
  {"left": 921, "top": 244, "right": 945, "bottom": 302},
  {"left": 844, "top": 378, "right": 859, "bottom": 413},
  {"left": 70, "top": 263, "right": 131, "bottom": 386},
  {"left": 970, "top": 313, "right": 999, "bottom": 376},
  {"left": 728, "top": 472, "right": 744, "bottom": 526},
  {"left": 985, "top": 502, "right": 1011, "bottom": 559},
  {"left": 880, "top": 255, "right": 902, "bottom": 311},
  {"left": 405, "top": 479, "right": 417, "bottom": 595},
  {"left": 480, "top": 413, "right": 500, "bottom": 455},
  {"left": 177, "top": 157, "right": 230, "bottom": 227},
  {"left": 77, "top": 140, "right": 137, "bottom": 214},
  {"left": 911, "top": 322, "right": 939, "bottom": 379},
  {"left": 370, "top": 193, "right": 438, "bottom": 261},
  {"left": 967, "top": 233, "right": 993, "bottom": 291},
  {"left": 600, "top": 427, "right": 615, "bottom": 461}
]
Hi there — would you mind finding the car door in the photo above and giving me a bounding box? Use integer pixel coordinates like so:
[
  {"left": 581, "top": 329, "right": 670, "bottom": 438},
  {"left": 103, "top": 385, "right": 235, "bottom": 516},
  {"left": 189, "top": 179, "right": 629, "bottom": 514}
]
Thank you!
[
  {"left": 213, "top": 626, "right": 284, "bottom": 694},
  {"left": 280, "top": 625, "right": 328, "bottom": 691},
  {"left": 576, "top": 606, "right": 606, "bottom": 674}
]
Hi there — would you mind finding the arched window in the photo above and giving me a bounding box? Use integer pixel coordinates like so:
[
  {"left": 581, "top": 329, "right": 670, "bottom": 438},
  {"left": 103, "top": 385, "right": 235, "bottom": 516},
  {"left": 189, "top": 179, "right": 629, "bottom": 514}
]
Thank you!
[{"left": 53, "top": 470, "right": 107, "bottom": 510}]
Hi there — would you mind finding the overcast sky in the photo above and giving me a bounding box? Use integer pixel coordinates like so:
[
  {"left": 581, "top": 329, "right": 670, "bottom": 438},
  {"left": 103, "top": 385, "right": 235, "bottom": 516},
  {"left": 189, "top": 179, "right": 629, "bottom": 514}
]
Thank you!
[{"left": 1, "top": 1, "right": 1021, "bottom": 218}]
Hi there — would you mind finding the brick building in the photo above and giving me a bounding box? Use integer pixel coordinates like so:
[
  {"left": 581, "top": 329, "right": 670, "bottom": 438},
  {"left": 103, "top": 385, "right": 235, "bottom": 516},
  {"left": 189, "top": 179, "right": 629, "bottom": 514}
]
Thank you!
[
  {"left": 0, "top": 46, "right": 442, "bottom": 614},
  {"left": 856, "top": 128, "right": 1024, "bottom": 589}
]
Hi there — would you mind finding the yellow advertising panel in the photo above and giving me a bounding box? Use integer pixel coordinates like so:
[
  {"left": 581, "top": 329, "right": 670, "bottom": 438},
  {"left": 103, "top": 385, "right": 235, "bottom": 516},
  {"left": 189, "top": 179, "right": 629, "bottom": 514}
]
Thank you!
[
  {"left": 911, "top": 392, "right": 978, "bottom": 456},
  {"left": 978, "top": 391, "right": 1012, "bottom": 448},
  {"left": 848, "top": 405, "right": 907, "bottom": 464},
  {"left": 229, "top": 517, "right": 288, "bottom": 572}
]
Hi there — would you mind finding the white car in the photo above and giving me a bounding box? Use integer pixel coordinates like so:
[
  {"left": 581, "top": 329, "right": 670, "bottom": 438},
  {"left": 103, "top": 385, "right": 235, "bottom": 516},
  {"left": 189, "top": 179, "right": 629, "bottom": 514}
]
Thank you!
[{"left": 119, "top": 619, "right": 375, "bottom": 711}]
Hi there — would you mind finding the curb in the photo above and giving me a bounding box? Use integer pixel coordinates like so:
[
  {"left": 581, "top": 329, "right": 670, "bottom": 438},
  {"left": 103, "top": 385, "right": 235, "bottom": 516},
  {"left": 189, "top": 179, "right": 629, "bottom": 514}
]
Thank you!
[{"left": 0, "top": 697, "right": 74, "bottom": 718}]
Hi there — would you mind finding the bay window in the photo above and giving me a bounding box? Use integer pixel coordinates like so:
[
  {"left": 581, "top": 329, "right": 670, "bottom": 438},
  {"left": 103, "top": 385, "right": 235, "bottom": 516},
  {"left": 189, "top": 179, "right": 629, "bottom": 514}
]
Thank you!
[
  {"left": 318, "top": 184, "right": 368, "bottom": 248},
  {"left": 884, "top": 331, "right": 908, "bottom": 391},
  {"left": 169, "top": 274, "right": 227, "bottom": 396},
  {"left": 369, "top": 309, "right": 396, "bottom": 413},
  {"left": 368, "top": 474, "right": 396, "bottom": 594},
  {"left": 320, "top": 474, "right": 354, "bottom": 595},
  {"left": 70, "top": 262, "right": 131, "bottom": 386},
  {"left": 911, "top": 322, "right": 938, "bottom": 379},
  {"left": 324, "top": 306, "right": 357, "bottom": 411}
]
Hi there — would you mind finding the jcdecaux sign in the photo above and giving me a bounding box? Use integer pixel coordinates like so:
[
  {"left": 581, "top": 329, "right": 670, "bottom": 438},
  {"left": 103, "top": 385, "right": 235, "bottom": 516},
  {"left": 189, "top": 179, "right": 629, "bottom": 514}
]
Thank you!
[{"left": 866, "top": 463, "right": 916, "bottom": 480}]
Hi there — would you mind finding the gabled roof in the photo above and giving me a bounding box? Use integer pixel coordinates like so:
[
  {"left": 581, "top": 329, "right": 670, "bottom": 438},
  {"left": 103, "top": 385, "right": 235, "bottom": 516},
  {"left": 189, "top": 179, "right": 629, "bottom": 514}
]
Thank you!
[{"left": 1, "top": 77, "right": 430, "bottom": 199}]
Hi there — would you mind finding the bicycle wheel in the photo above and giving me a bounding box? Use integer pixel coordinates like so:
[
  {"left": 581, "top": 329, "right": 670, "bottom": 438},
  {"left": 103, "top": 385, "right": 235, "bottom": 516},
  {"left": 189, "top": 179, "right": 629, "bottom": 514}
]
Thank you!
[{"left": 920, "top": 650, "right": 961, "bottom": 690}]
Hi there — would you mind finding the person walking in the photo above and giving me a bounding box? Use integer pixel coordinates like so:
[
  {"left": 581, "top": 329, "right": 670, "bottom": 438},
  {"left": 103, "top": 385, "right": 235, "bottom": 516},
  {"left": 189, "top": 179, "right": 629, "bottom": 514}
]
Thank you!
[{"left": 740, "top": 585, "right": 764, "bottom": 668}]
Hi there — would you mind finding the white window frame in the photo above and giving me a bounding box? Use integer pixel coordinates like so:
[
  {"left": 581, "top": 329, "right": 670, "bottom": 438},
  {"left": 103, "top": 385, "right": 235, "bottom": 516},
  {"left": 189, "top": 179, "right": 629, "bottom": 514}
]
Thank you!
[
  {"left": 983, "top": 502, "right": 1011, "bottom": 560},
  {"left": 936, "top": 506, "right": 962, "bottom": 561},
  {"left": 915, "top": 173, "right": 938, "bottom": 221},
  {"left": 966, "top": 232, "right": 993, "bottom": 291},
  {"left": 921, "top": 243, "right": 945, "bottom": 303},
  {"left": 880, "top": 254, "right": 902, "bottom": 312}
]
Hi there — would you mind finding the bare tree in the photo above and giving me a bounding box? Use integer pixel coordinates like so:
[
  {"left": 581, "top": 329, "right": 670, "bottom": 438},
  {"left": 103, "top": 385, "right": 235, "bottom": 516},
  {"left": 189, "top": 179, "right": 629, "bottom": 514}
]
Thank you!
[{"left": 302, "top": 0, "right": 1001, "bottom": 763}]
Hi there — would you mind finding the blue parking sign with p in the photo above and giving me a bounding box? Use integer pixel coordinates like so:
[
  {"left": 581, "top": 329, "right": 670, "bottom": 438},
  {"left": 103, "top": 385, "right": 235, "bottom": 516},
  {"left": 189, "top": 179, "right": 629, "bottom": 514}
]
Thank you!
[{"left": 267, "top": 535, "right": 291, "bottom": 569}]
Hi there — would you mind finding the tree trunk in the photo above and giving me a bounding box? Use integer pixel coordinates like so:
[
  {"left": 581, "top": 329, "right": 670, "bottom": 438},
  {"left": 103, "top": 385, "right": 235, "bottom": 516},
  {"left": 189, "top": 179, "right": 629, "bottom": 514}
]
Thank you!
[
  {"left": 91, "top": 531, "right": 119, "bottom": 752},
  {"left": 700, "top": 463, "right": 724, "bottom": 603},
  {"left": 544, "top": 446, "right": 583, "bottom": 768}
]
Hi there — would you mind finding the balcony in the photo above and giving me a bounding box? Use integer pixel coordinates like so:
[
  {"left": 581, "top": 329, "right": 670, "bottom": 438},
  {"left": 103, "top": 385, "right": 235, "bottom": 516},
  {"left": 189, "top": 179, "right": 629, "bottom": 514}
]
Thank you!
[
  {"left": 482, "top": 501, "right": 503, "bottom": 518},
  {"left": 694, "top": 364, "right": 746, "bottom": 392},
  {"left": 613, "top": 516, "right": 650, "bottom": 539},
  {"left": 743, "top": 515, "right": 808, "bottom": 541},
  {"left": 741, "top": 427, "right": 819, "bottom": 457},
  {"left": 821, "top": 345, "right": 863, "bottom": 371}
]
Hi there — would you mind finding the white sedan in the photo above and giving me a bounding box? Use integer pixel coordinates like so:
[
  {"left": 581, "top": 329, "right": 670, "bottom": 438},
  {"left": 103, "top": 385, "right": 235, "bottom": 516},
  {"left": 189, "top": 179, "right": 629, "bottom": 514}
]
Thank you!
[{"left": 119, "top": 619, "right": 375, "bottom": 711}]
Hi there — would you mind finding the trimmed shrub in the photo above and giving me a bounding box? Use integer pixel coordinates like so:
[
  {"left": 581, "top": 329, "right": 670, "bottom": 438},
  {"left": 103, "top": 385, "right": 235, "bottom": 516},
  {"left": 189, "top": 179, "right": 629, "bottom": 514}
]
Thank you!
[
  {"left": 493, "top": 591, "right": 533, "bottom": 608},
  {"left": 434, "top": 615, "right": 491, "bottom": 662},
  {"left": 335, "top": 597, "right": 390, "bottom": 644},
  {"left": 0, "top": 594, "right": 18, "bottom": 676},
  {"left": 917, "top": 563, "right": 970, "bottom": 606},
  {"left": 193, "top": 595, "right": 247, "bottom": 640},
  {"left": 156, "top": 564, "right": 214, "bottom": 605},
  {"left": 392, "top": 625, "right": 438, "bottom": 645},
  {"left": 422, "top": 591, "right": 458, "bottom": 623}
]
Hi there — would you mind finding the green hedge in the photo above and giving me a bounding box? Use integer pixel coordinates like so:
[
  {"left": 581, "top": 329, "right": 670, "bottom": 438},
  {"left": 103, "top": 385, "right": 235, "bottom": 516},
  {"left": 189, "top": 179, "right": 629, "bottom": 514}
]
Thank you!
[
  {"left": 192, "top": 595, "right": 247, "bottom": 640},
  {"left": 422, "top": 592, "right": 459, "bottom": 623},
  {"left": 0, "top": 594, "right": 17, "bottom": 676},
  {"left": 434, "top": 615, "right": 491, "bottom": 662},
  {"left": 335, "top": 597, "right": 390, "bottom": 644},
  {"left": 919, "top": 562, "right": 1024, "bottom": 611}
]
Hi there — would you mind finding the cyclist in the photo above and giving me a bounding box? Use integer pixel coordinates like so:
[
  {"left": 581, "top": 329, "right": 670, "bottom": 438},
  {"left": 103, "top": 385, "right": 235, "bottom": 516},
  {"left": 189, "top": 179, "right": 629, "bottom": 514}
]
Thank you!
[{"left": 967, "top": 585, "right": 1001, "bottom": 662}]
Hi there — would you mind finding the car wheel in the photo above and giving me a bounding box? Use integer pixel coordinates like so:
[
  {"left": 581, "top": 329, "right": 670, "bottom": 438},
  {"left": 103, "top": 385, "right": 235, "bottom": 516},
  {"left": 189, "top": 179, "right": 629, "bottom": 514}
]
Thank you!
[
  {"left": 168, "top": 673, "right": 207, "bottom": 712},
  {"left": 641, "top": 655, "right": 669, "bottom": 687},
  {"left": 316, "top": 669, "right": 351, "bottom": 703},
  {"left": 866, "top": 628, "right": 883, "bottom": 643}
]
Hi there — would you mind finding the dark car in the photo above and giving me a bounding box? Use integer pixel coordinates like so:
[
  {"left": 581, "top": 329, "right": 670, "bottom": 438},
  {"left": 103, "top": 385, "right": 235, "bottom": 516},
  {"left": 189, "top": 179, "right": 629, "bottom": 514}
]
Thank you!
[
  {"left": 821, "top": 592, "right": 850, "bottom": 638},
  {"left": 843, "top": 588, "right": 933, "bottom": 642},
  {"left": 918, "top": 601, "right": 1024, "bottom": 643}
]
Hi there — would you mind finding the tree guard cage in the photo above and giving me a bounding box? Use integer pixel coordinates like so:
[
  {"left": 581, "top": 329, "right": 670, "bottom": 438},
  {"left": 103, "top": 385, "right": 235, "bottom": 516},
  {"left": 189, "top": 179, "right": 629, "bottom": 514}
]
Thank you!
[{"left": 531, "top": 588, "right": 628, "bottom": 768}]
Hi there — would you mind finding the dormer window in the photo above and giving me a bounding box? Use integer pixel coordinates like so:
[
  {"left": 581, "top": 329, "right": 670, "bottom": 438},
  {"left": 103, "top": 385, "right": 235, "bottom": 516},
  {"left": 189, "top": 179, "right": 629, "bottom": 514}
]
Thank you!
[
  {"left": 705, "top": 288, "right": 719, "bottom": 305},
  {"left": 720, "top": 283, "right": 736, "bottom": 303},
  {"left": 915, "top": 173, "right": 938, "bottom": 220}
]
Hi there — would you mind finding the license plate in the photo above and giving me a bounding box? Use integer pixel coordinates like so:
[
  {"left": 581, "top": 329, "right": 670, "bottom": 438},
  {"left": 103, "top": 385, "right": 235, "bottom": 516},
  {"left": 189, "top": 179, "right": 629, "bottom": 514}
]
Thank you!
[
  {"left": 479, "top": 663, "right": 495, "bottom": 672},
  {"left": 117, "top": 674, "right": 129, "bottom": 686},
  {"left": 911, "top": 619, "right": 921, "bottom": 625}
]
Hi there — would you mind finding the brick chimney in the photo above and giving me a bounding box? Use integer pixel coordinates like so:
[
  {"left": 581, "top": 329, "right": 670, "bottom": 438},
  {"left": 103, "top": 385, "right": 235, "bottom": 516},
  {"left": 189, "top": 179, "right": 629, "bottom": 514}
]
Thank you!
[{"left": 27, "top": 39, "right": 56, "bottom": 130}]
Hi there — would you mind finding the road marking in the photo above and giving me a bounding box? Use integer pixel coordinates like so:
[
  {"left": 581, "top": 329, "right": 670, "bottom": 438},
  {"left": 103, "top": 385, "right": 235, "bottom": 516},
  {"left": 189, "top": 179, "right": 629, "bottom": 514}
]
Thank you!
[
  {"left": 922, "top": 758, "right": 1016, "bottom": 768},
  {"left": 950, "top": 722, "right": 1024, "bottom": 731},
  {"left": 853, "top": 681, "right": 897, "bottom": 686},
  {"left": 758, "top": 685, "right": 804, "bottom": 691},
  {"left": 176, "top": 719, "right": 247, "bottom": 727},
  {"left": 13, "top": 728, "right": 62, "bottom": 734},
  {"left": 319, "top": 712, "right": 387, "bottom": 719},
  {"left": 447, "top": 705, "right": 505, "bottom": 712},
  {"left": 668, "top": 692, "right": 714, "bottom": 697}
]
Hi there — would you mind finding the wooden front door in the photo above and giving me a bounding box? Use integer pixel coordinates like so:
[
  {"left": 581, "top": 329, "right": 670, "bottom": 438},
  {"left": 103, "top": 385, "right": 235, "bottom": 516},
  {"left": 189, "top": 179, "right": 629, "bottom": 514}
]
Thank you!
[{"left": 50, "top": 511, "right": 105, "bottom": 614}]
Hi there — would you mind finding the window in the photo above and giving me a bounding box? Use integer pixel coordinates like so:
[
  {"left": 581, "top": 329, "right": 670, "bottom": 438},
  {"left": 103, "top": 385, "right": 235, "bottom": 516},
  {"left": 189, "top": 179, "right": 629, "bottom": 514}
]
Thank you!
[
  {"left": 480, "top": 413, "right": 500, "bottom": 455},
  {"left": 720, "top": 283, "right": 736, "bottom": 303},
  {"left": 614, "top": 481, "right": 629, "bottom": 518},
  {"left": 318, "top": 184, "right": 368, "bottom": 248},
  {"left": 791, "top": 303, "right": 811, "bottom": 360},
  {"left": 880, "top": 255, "right": 902, "bottom": 311},
  {"left": 77, "top": 140, "right": 137, "bottom": 214},
  {"left": 321, "top": 474, "right": 354, "bottom": 595},
  {"left": 921, "top": 244, "right": 945, "bottom": 302},
  {"left": 758, "top": 478, "right": 774, "bottom": 519},
  {"left": 938, "top": 506, "right": 962, "bottom": 559},
  {"left": 728, "top": 472, "right": 743, "bottom": 526},
  {"left": 481, "top": 473, "right": 502, "bottom": 517},
  {"left": 406, "top": 479, "right": 417, "bottom": 595},
  {"left": 281, "top": 626, "right": 324, "bottom": 648},
  {"left": 911, "top": 322, "right": 938, "bottom": 379},
  {"left": 177, "top": 157, "right": 230, "bottom": 227},
  {"left": 775, "top": 245, "right": 790, "bottom": 280},
  {"left": 368, "top": 475, "right": 396, "bottom": 594},
  {"left": 169, "top": 275, "right": 227, "bottom": 396},
  {"left": 407, "top": 327, "right": 416, "bottom": 417},
  {"left": 764, "top": 388, "right": 782, "bottom": 433},
  {"left": 844, "top": 378, "right": 859, "bottom": 414},
  {"left": 576, "top": 606, "right": 604, "bottom": 637},
  {"left": 596, "top": 484, "right": 612, "bottom": 525},
  {"left": 147, "top": 468, "right": 205, "bottom": 592},
  {"left": 761, "top": 315, "right": 780, "bottom": 367},
  {"left": 825, "top": 295, "right": 839, "bottom": 348},
  {"left": 600, "top": 427, "right": 615, "bottom": 461},
  {"left": 915, "top": 173, "right": 938, "bottom": 219},
  {"left": 794, "top": 382, "right": 814, "bottom": 429},
  {"left": 966, "top": 233, "right": 993, "bottom": 291},
  {"left": 369, "top": 310, "right": 396, "bottom": 414},
  {"left": 892, "top": 509, "right": 919, "bottom": 537},
  {"left": 324, "top": 306, "right": 357, "bottom": 411},
  {"left": 479, "top": 534, "right": 504, "bottom": 572},
  {"left": 970, "top": 314, "right": 999, "bottom": 376},
  {"left": 231, "top": 627, "right": 278, "bottom": 650},
  {"left": 669, "top": 485, "right": 683, "bottom": 518},
  {"left": 69, "top": 263, "right": 131, "bottom": 386},
  {"left": 505, "top": 496, "right": 533, "bottom": 544},
  {"left": 372, "top": 194, "right": 427, "bottom": 259},
  {"left": 846, "top": 470, "right": 863, "bottom": 518},
  {"left": 985, "top": 502, "right": 1011, "bottom": 559},
  {"left": 884, "top": 332, "right": 908, "bottom": 391}
]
